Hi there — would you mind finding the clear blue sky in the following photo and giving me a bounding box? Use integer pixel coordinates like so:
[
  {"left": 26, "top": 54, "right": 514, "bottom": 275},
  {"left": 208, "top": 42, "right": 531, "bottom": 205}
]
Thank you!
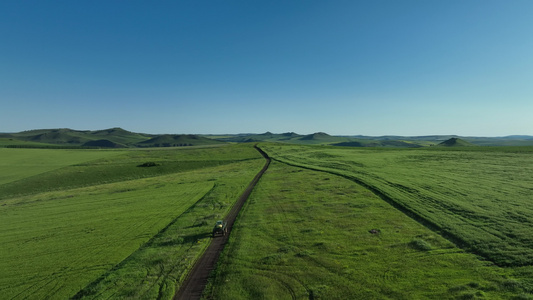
[{"left": 1, "top": 1, "right": 532, "bottom": 136}]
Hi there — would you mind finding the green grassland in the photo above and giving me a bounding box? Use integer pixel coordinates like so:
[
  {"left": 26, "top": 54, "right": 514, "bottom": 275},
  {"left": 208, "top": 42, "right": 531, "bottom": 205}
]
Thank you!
[
  {"left": 0, "top": 145, "right": 259, "bottom": 200},
  {"left": 1, "top": 179, "right": 212, "bottom": 299},
  {"left": 3, "top": 141, "right": 533, "bottom": 299},
  {"left": 0, "top": 145, "right": 264, "bottom": 299},
  {"left": 259, "top": 144, "right": 533, "bottom": 292},
  {"left": 0, "top": 138, "right": 59, "bottom": 148},
  {"left": 206, "top": 161, "right": 522, "bottom": 299},
  {"left": 0, "top": 148, "right": 120, "bottom": 185},
  {"left": 74, "top": 159, "right": 264, "bottom": 299}
]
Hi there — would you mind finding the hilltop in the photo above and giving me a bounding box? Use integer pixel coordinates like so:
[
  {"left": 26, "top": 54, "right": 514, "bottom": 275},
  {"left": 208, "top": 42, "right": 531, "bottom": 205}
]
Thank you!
[{"left": 437, "top": 138, "right": 476, "bottom": 147}]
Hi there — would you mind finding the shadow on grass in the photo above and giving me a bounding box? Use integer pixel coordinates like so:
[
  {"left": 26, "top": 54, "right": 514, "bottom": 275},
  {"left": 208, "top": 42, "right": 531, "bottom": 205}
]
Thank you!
[
  {"left": 72, "top": 231, "right": 214, "bottom": 299},
  {"left": 157, "top": 232, "right": 212, "bottom": 247}
]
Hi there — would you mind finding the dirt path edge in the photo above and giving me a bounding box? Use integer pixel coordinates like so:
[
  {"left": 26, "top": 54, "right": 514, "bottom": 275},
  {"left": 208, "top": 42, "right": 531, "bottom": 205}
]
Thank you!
[{"left": 173, "top": 145, "right": 270, "bottom": 300}]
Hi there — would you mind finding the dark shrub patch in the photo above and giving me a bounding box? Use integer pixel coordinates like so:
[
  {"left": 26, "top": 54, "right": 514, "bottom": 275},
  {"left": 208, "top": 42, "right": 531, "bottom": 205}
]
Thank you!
[
  {"left": 409, "top": 239, "right": 432, "bottom": 251},
  {"left": 137, "top": 162, "right": 160, "bottom": 167}
]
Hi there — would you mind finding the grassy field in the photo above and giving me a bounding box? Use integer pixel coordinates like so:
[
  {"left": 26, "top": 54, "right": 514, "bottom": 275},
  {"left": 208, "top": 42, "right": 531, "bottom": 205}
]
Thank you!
[
  {"left": 0, "top": 145, "right": 264, "bottom": 299},
  {"left": 0, "top": 148, "right": 119, "bottom": 185},
  {"left": 0, "top": 138, "right": 59, "bottom": 148},
  {"left": 206, "top": 161, "right": 521, "bottom": 299},
  {"left": 3, "top": 142, "right": 533, "bottom": 299},
  {"left": 258, "top": 144, "right": 533, "bottom": 292},
  {"left": 0, "top": 145, "right": 258, "bottom": 200}
]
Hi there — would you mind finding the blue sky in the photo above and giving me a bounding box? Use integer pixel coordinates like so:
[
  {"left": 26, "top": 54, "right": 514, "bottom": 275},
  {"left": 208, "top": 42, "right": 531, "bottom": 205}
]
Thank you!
[{"left": 1, "top": 1, "right": 532, "bottom": 136}]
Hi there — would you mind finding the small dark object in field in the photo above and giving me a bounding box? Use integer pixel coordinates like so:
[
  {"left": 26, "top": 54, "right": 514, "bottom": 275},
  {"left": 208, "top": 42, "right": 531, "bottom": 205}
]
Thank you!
[
  {"left": 369, "top": 229, "right": 380, "bottom": 234},
  {"left": 137, "top": 162, "right": 159, "bottom": 167}
]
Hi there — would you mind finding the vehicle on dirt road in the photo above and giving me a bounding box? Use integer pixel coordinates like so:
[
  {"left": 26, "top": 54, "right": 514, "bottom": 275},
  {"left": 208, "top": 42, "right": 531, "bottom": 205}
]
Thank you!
[{"left": 212, "top": 220, "right": 227, "bottom": 237}]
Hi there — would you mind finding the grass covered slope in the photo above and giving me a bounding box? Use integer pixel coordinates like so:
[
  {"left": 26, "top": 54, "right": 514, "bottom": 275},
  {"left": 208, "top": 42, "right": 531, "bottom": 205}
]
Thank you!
[
  {"left": 260, "top": 144, "right": 533, "bottom": 268},
  {"left": 0, "top": 145, "right": 259, "bottom": 200},
  {"left": 0, "top": 148, "right": 119, "bottom": 185},
  {"left": 437, "top": 137, "right": 476, "bottom": 147},
  {"left": 73, "top": 159, "right": 265, "bottom": 299},
  {"left": 138, "top": 134, "right": 226, "bottom": 147},
  {"left": 206, "top": 161, "right": 516, "bottom": 299},
  {"left": 4, "top": 128, "right": 148, "bottom": 147},
  {"left": 0, "top": 144, "right": 264, "bottom": 299},
  {"left": 0, "top": 178, "right": 213, "bottom": 299}
]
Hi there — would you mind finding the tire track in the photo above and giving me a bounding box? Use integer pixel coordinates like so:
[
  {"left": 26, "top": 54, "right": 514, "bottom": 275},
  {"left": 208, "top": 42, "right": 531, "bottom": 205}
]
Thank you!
[{"left": 174, "top": 145, "right": 270, "bottom": 300}]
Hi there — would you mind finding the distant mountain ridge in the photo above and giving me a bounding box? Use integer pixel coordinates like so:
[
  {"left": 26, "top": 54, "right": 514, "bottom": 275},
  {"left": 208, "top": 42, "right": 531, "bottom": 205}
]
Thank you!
[
  {"left": 0, "top": 128, "right": 225, "bottom": 148},
  {"left": 212, "top": 132, "right": 533, "bottom": 147},
  {"left": 2, "top": 128, "right": 533, "bottom": 148}
]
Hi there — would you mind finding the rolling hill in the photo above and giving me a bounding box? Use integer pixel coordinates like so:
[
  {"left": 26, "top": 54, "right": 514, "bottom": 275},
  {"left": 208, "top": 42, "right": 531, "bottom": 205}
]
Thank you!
[
  {"left": 437, "top": 137, "right": 476, "bottom": 147},
  {"left": 2, "top": 128, "right": 533, "bottom": 148},
  {"left": 138, "top": 134, "right": 226, "bottom": 147},
  {"left": 332, "top": 140, "right": 422, "bottom": 148},
  {"left": 214, "top": 132, "right": 304, "bottom": 143},
  {"left": 82, "top": 139, "right": 125, "bottom": 148},
  {"left": 1, "top": 128, "right": 225, "bottom": 148}
]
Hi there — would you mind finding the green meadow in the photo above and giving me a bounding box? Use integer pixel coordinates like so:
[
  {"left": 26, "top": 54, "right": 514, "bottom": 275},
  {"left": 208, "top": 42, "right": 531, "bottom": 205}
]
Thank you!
[
  {"left": 0, "top": 148, "right": 118, "bottom": 185},
  {"left": 206, "top": 161, "right": 518, "bottom": 299},
  {"left": 2, "top": 143, "right": 533, "bottom": 299},
  {"left": 0, "top": 145, "right": 264, "bottom": 299},
  {"left": 258, "top": 144, "right": 533, "bottom": 294},
  {"left": 0, "top": 145, "right": 255, "bottom": 199}
]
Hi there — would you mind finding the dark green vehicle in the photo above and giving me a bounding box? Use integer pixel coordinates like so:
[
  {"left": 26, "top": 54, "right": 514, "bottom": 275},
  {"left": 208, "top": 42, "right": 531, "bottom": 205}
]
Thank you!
[{"left": 212, "top": 220, "right": 227, "bottom": 237}]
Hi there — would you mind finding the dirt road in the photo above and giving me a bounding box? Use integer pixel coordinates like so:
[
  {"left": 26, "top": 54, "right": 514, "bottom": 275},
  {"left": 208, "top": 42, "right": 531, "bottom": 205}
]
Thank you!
[{"left": 174, "top": 145, "right": 270, "bottom": 300}]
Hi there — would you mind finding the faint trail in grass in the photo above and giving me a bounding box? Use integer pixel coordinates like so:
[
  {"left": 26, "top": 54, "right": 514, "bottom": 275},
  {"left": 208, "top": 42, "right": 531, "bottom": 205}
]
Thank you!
[
  {"left": 265, "top": 145, "right": 533, "bottom": 267},
  {"left": 264, "top": 152, "right": 471, "bottom": 263}
]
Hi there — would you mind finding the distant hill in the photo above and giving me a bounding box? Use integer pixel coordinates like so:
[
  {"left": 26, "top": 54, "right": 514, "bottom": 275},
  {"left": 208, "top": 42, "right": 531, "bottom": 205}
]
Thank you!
[
  {"left": 82, "top": 139, "right": 125, "bottom": 148},
  {"left": 13, "top": 129, "right": 93, "bottom": 145},
  {"left": 292, "top": 132, "right": 352, "bottom": 145},
  {"left": 332, "top": 141, "right": 364, "bottom": 147},
  {"left": 138, "top": 134, "right": 226, "bottom": 147},
  {"left": 1, "top": 128, "right": 225, "bottom": 148},
  {"left": 300, "top": 132, "right": 331, "bottom": 140},
  {"left": 437, "top": 138, "right": 476, "bottom": 147},
  {"left": 332, "top": 140, "right": 422, "bottom": 148},
  {"left": 219, "top": 133, "right": 533, "bottom": 147},
  {"left": 281, "top": 132, "right": 299, "bottom": 138},
  {"left": 2, "top": 128, "right": 533, "bottom": 148},
  {"left": 501, "top": 135, "right": 533, "bottom": 140},
  {"left": 90, "top": 127, "right": 151, "bottom": 145},
  {"left": 214, "top": 132, "right": 304, "bottom": 143}
]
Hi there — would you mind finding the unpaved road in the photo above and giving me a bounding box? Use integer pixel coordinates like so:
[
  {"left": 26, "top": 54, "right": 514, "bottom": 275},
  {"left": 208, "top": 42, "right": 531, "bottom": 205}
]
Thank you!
[{"left": 174, "top": 146, "right": 270, "bottom": 300}]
